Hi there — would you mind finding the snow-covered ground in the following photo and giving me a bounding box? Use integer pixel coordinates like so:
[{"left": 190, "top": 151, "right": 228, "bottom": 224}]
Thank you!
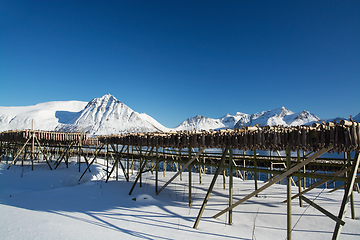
[{"left": 0, "top": 158, "right": 359, "bottom": 239}]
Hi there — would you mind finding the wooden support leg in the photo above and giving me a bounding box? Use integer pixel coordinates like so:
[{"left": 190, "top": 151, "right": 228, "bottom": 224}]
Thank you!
[
  {"left": 297, "top": 150, "right": 303, "bottom": 207},
  {"left": 229, "top": 147, "right": 233, "bottom": 225},
  {"left": 189, "top": 163, "right": 192, "bottom": 208},
  {"left": 332, "top": 152, "right": 360, "bottom": 240},
  {"left": 286, "top": 147, "right": 292, "bottom": 240},
  {"left": 155, "top": 146, "right": 159, "bottom": 194},
  {"left": 254, "top": 149, "right": 258, "bottom": 197},
  {"left": 129, "top": 158, "right": 148, "bottom": 195},
  {"left": 193, "top": 147, "right": 229, "bottom": 229},
  {"left": 78, "top": 145, "right": 104, "bottom": 181}
]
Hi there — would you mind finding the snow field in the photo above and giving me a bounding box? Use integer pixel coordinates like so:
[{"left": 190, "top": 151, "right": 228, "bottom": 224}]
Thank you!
[{"left": 0, "top": 158, "right": 359, "bottom": 239}]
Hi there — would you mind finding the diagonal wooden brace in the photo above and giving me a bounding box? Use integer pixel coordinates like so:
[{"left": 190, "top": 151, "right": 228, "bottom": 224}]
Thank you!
[
  {"left": 213, "top": 145, "right": 333, "bottom": 219},
  {"left": 193, "top": 147, "right": 229, "bottom": 229},
  {"left": 332, "top": 152, "right": 360, "bottom": 240},
  {"left": 300, "top": 195, "right": 345, "bottom": 226},
  {"left": 156, "top": 147, "right": 205, "bottom": 195}
]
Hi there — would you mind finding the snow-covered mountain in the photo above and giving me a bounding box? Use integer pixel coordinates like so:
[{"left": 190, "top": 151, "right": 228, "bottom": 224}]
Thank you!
[
  {"left": 1, "top": 94, "right": 358, "bottom": 135},
  {"left": 175, "top": 107, "right": 320, "bottom": 131},
  {"left": 56, "top": 94, "right": 169, "bottom": 135},
  {"left": 0, "top": 94, "right": 169, "bottom": 136},
  {"left": 174, "top": 115, "right": 225, "bottom": 131},
  {"left": 234, "top": 107, "right": 320, "bottom": 128}
]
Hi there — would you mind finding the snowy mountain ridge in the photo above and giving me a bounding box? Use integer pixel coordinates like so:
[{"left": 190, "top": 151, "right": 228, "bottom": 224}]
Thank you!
[{"left": 0, "top": 94, "right": 358, "bottom": 135}]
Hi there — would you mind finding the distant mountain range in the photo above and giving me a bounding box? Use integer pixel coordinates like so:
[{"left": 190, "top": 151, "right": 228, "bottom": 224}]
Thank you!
[{"left": 1, "top": 94, "right": 359, "bottom": 136}]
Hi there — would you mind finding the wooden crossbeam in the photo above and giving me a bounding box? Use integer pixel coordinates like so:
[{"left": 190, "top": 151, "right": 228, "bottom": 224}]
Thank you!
[{"left": 213, "top": 145, "right": 333, "bottom": 219}]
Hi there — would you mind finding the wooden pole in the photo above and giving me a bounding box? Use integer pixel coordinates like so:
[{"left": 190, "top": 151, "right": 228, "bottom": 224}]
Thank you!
[
  {"left": 286, "top": 147, "right": 292, "bottom": 240},
  {"left": 155, "top": 146, "right": 159, "bottom": 193},
  {"left": 229, "top": 147, "right": 233, "bottom": 225},
  {"left": 332, "top": 152, "right": 360, "bottom": 240},
  {"left": 140, "top": 145, "right": 142, "bottom": 188},
  {"left": 297, "top": 150, "right": 303, "bottom": 207},
  {"left": 189, "top": 147, "right": 192, "bottom": 208},
  {"left": 254, "top": 149, "right": 258, "bottom": 197}
]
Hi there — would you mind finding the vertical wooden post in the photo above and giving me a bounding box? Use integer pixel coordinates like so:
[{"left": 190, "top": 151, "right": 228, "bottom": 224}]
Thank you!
[
  {"left": 106, "top": 143, "right": 109, "bottom": 178},
  {"left": 140, "top": 145, "right": 142, "bottom": 188},
  {"left": 116, "top": 144, "right": 119, "bottom": 181},
  {"left": 229, "top": 147, "right": 233, "bottom": 225},
  {"left": 163, "top": 147, "right": 166, "bottom": 177},
  {"left": 297, "top": 150, "right": 303, "bottom": 207},
  {"left": 303, "top": 151, "right": 306, "bottom": 189},
  {"left": 270, "top": 151, "right": 273, "bottom": 179},
  {"left": 31, "top": 132, "right": 34, "bottom": 170},
  {"left": 127, "top": 145, "right": 130, "bottom": 175},
  {"left": 155, "top": 146, "right": 159, "bottom": 193},
  {"left": 199, "top": 151, "right": 202, "bottom": 184},
  {"left": 222, "top": 149, "right": 226, "bottom": 190},
  {"left": 286, "top": 147, "right": 292, "bottom": 240},
  {"left": 188, "top": 147, "right": 192, "bottom": 208},
  {"left": 254, "top": 149, "right": 258, "bottom": 196},
  {"left": 78, "top": 137, "right": 81, "bottom": 172},
  {"left": 22, "top": 145, "right": 25, "bottom": 167},
  {"left": 193, "top": 147, "right": 229, "bottom": 229},
  {"left": 180, "top": 148, "right": 183, "bottom": 181}
]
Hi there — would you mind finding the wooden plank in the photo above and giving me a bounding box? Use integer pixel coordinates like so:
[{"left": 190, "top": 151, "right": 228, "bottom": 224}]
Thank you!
[{"left": 213, "top": 145, "right": 333, "bottom": 219}]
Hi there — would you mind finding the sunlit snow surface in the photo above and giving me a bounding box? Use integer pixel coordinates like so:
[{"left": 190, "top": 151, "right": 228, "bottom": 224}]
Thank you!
[{"left": 0, "top": 159, "right": 359, "bottom": 240}]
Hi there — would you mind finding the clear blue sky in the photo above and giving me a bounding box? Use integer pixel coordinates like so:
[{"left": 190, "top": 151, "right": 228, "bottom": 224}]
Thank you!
[{"left": 1, "top": 0, "right": 359, "bottom": 127}]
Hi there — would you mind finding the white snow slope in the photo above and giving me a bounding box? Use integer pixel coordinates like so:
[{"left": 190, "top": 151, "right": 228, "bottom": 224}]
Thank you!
[
  {"left": 0, "top": 159, "right": 359, "bottom": 240},
  {"left": 55, "top": 94, "right": 170, "bottom": 135},
  {"left": 1, "top": 94, "right": 358, "bottom": 134},
  {"left": 0, "top": 101, "right": 87, "bottom": 132}
]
